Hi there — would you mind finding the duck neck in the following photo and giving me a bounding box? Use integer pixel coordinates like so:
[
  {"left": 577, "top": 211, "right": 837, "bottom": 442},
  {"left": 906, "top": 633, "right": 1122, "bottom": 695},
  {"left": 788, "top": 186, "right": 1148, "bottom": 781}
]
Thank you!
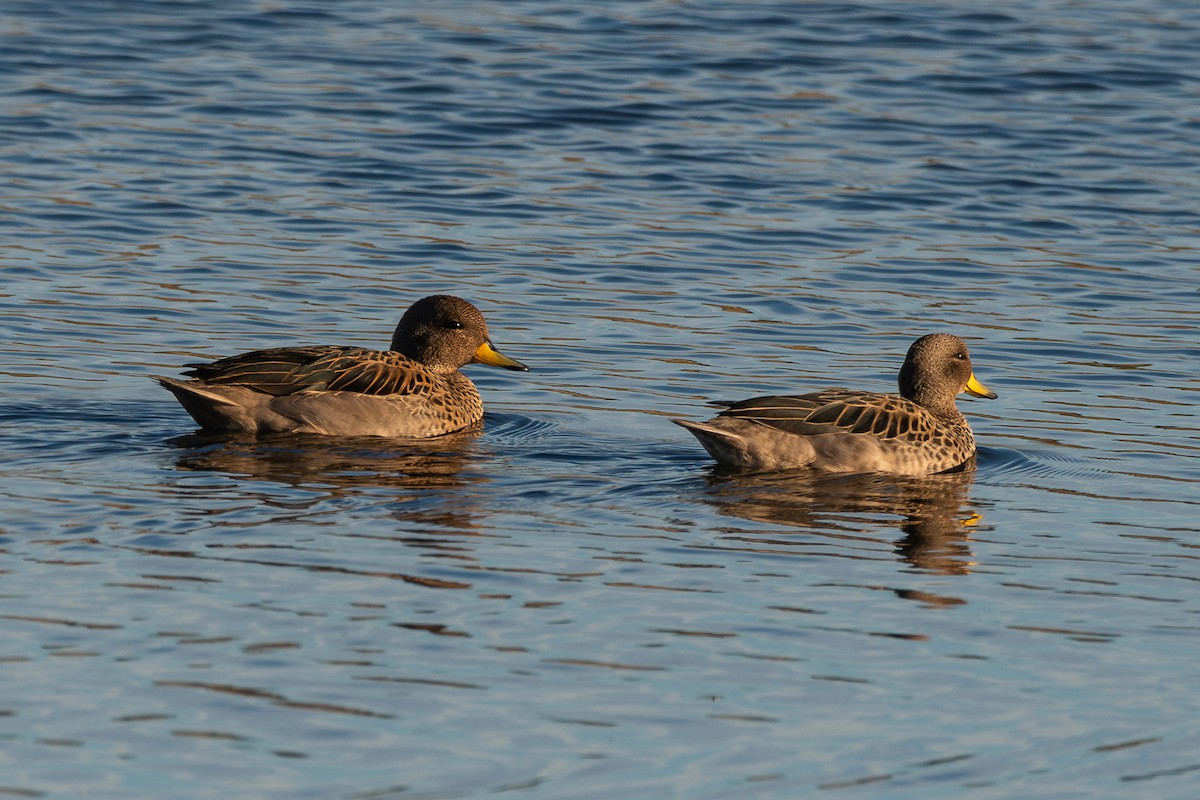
[{"left": 900, "top": 370, "right": 962, "bottom": 420}]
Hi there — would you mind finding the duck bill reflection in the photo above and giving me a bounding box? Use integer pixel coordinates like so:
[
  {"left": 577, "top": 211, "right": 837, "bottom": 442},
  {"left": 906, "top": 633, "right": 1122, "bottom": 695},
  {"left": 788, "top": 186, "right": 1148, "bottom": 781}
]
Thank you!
[
  {"left": 472, "top": 340, "right": 529, "bottom": 371},
  {"left": 964, "top": 373, "right": 997, "bottom": 399}
]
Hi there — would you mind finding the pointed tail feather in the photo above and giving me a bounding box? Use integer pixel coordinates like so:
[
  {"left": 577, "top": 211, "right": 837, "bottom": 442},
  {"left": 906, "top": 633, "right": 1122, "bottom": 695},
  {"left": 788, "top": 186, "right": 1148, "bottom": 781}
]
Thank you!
[
  {"left": 672, "top": 417, "right": 752, "bottom": 464},
  {"left": 155, "top": 376, "right": 240, "bottom": 407},
  {"left": 154, "top": 375, "right": 261, "bottom": 432}
]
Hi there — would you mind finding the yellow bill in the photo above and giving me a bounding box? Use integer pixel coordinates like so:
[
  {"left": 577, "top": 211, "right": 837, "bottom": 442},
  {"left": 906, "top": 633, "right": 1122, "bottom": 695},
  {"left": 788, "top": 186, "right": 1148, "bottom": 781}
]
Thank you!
[
  {"left": 472, "top": 340, "right": 529, "bottom": 371},
  {"left": 964, "top": 373, "right": 997, "bottom": 399}
]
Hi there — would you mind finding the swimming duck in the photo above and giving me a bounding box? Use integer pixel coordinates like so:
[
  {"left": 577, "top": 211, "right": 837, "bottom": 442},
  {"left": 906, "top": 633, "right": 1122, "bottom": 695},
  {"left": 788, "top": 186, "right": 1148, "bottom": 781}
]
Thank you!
[
  {"left": 674, "top": 333, "right": 996, "bottom": 475},
  {"left": 156, "top": 294, "right": 528, "bottom": 437}
]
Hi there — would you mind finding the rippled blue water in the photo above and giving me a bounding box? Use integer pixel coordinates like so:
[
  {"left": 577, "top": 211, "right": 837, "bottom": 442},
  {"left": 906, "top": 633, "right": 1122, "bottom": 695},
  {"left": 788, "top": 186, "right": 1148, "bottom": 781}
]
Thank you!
[{"left": 2, "top": 1, "right": 1199, "bottom": 797}]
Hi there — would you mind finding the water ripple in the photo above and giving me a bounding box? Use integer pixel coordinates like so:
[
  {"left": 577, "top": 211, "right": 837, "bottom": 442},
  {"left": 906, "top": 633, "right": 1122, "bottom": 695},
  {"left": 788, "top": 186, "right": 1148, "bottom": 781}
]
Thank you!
[{"left": 2, "top": 1, "right": 1200, "bottom": 798}]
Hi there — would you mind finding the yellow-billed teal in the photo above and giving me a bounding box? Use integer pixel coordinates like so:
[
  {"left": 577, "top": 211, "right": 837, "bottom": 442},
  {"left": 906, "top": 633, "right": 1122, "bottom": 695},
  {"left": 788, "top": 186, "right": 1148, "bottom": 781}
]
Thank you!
[
  {"left": 156, "top": 294, "right": 528, "bottom": 438},
  {"left": 674, "top": 333, "right": 996, "bottom": 475}
]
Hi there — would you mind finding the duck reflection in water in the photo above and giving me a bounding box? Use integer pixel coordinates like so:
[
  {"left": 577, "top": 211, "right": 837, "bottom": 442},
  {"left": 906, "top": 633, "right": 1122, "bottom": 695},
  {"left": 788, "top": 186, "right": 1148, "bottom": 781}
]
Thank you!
[
  {"left": 168, "top": 428, "right": 491, "bottom": 534},
  {"left": 697, "top": 460, "right": 984, "bottom": 580}
]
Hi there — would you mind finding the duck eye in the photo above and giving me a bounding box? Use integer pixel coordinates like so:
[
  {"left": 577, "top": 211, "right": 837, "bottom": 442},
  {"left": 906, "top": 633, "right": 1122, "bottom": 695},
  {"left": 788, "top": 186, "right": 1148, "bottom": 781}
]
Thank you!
[{"left": 445, "top": 320, "right": 465, "bottom": 330}]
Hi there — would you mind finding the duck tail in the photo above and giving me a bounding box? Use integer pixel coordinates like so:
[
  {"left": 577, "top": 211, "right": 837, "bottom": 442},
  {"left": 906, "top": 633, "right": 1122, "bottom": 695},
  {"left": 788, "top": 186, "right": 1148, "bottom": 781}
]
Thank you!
[
  {"left": 155, "top": 376, "right": 239, "bottom": 407},
  {"left": 672, "top": 417, "right": 750, "bottom": 462},
  {"left": 155, "top": 375, "right": 255, "bottom": 432}
]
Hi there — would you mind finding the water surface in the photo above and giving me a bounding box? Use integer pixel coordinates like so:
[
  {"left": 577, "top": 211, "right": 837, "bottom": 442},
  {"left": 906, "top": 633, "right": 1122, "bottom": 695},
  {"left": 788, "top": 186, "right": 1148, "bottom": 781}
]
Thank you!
[{"left": 2, "top": 1, "right": 1199, "bottom": 798}]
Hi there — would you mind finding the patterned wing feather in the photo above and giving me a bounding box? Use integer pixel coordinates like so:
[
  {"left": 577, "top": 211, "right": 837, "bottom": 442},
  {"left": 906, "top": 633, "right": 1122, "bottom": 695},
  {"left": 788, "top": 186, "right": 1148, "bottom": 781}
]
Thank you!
[
  {"left": 319, "top": 351, "right": 428, "bottom": 396},
  {"left": 184, "top": 347, "right": 431, "bottom": 397},
  {"left": 718, "top": 389, "right": 936, "bottom": 443}
]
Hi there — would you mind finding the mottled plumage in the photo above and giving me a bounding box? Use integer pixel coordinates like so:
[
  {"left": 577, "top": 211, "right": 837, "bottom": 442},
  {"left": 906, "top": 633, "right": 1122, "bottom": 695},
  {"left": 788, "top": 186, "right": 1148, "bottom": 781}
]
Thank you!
[
  {"left": 156, "top": 295, "right": 528, "bottom": 438},
  {"left": 674, "top": 333, "right": 996, "bottom": 475}
]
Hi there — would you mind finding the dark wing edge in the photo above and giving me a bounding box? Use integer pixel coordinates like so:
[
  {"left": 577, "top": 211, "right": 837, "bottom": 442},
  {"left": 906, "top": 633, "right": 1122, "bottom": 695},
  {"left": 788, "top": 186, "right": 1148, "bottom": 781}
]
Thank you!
[
  {"left": 182, "top": 347, "right": 429, "bottom": 397},
  {"left": 718, "top": 390, "right": 935, "bottom": 442}
]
